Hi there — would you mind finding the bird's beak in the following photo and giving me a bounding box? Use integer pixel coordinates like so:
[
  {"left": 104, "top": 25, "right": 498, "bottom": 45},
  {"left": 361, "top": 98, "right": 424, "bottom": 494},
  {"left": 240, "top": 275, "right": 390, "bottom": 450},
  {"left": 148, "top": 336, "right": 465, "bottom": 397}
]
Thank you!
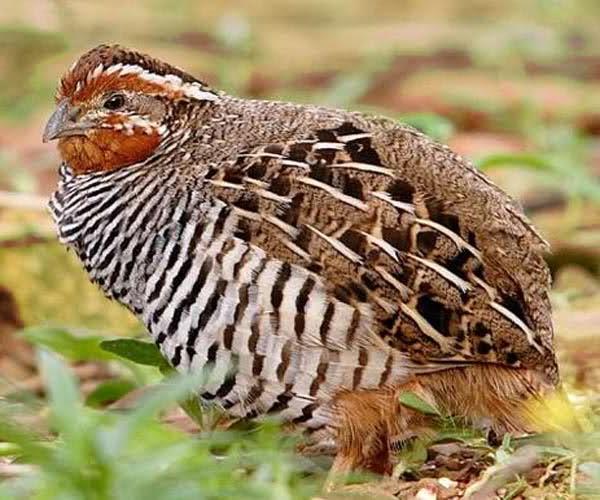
[{"left": 43, "top": 99, "right": 87, "bottom": 142}]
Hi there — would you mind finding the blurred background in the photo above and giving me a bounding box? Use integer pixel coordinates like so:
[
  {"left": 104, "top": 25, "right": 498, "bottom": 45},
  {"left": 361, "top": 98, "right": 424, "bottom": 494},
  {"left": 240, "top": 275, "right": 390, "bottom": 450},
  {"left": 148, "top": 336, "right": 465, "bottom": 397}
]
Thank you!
[{"left": 0, "top": 1, "right": 599, "bottom": 496}]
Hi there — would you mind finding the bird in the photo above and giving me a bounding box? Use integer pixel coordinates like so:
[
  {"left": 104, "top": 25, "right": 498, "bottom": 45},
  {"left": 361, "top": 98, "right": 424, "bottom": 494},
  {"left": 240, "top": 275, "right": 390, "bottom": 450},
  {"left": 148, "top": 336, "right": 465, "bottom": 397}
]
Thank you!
[{"left": 43, "top": 44, "right": 559, "bottom": 478}]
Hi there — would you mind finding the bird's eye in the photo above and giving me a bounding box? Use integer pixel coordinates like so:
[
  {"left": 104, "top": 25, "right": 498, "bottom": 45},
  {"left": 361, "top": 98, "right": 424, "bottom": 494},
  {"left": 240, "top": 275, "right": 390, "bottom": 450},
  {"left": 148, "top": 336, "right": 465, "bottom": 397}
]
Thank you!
[{"left": 103, "top": 94, "right": 125, "bottom": 110}]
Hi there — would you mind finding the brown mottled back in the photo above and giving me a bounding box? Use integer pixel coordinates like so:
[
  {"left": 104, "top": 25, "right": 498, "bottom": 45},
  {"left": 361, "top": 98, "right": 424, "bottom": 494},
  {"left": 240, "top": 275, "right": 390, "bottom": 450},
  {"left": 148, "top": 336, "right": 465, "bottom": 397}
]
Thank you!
[{"left": 45, "top": 45, "right": 560, "bottom": 479}]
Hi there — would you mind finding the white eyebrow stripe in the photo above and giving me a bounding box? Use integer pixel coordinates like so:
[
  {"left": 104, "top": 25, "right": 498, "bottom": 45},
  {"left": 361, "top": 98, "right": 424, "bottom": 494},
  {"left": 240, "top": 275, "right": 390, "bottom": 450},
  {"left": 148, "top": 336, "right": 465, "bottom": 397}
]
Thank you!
[
  {"left": 119, "top": 64, "right": 144, "bottom": 75},
  {"left": 297, "top": 176, "right": 369, "bottom": 211},
  {"left": 370, "top": 191, "right": 415, "bottom": 213},
  {"left": 400, "top": 303, "right": 451, "bottom": 349},
  {"left": 337, "top": 133, "right": 372, "bottom": 142},
  {"left": 306, "top": 224, "right": 363, "bottom": 264},
  {"left": 105, "top": 63, "right": 123, "bottom": 75},
  {"left": 331, "top": 163, "right": 395, "bottom": 177},
  {"left": 406, "top": 254, "right": 472, "bottom": 293},
  {"left": 416, "top": 218, "right": 482, "bottom": 259},
  {"left": 91, "top": 63, "right": 104, "bottom": 80},
  {"left": 179, "top": 84, "right": 220, "bottom": 101},
  {"left": 489, "top": 302, "right": 543, "bottom": 354},
  {"left": 77, "top": 62, "right": 219, "bottom": 101}
]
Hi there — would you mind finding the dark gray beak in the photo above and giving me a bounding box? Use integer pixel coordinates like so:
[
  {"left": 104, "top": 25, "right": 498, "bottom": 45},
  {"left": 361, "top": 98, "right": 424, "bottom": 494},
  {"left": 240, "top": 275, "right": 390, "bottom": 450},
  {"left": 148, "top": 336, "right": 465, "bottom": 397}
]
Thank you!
[{"left": 42, "top": 99, "right": 85, "bottom": 142}]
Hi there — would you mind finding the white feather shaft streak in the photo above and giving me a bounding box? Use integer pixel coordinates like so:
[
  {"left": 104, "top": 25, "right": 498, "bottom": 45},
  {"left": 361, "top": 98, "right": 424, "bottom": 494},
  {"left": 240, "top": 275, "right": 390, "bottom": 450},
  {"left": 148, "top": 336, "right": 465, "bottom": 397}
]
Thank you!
[
  {"left": 263, "top": 214, "right": 298, "bottom": 238},
  {"left": 231, "top": 206, "right": 261, "bottom": 221},
  {"left": 281, "top": 238, "right": 312, "bottom": 261},
  {"left": 470, "top": 274, "right": 496, "bottom": 299},
  {"left": 331, "top": 162, "right": 395, "bottom": 177},
  {"left": 337, "top": 133, "right": 372, "bottom": 142},
  {"left": 306, "top": 224, "right": 363, "bottom": 264},
  {"left": 416, "top": 218, "right": 482, "bottom": 259},
  {"left": 242, "top": 177, "right": 269, "bottom": 188},
  {"left": 370, "top": 191, "right": 415, "bottom": 213},
  {"left": 400, "top": 304, "right": 451, "bottom": 350},
  {"left": 207, "top": 179, "right": 245, "bottom": 190},
  {"left": 312, "top": 142, "right": 345, "bottom": 151},
  {"left": 406, "top": 254, "right": 472, "bottom": 293},
  {"left": 238, "top": 152, "right": 283, "bottom": 159},
  {"left": 254, "top": 189, "right": 291, "bottom": 204},
  {"left": 297, "top": 177, "right": 369, "bottom": 211},
  {"left": 280, "top": 159, "right": 310, "bottom": 170},
  {"left": 360, "top": 231, "right": 399, "bottom": 263},
  {"left": 489, "top": 302, "right": 543, "bottom": 354},
  {"left": 373, "top": 265, "right": 410, "bottom": 300}
]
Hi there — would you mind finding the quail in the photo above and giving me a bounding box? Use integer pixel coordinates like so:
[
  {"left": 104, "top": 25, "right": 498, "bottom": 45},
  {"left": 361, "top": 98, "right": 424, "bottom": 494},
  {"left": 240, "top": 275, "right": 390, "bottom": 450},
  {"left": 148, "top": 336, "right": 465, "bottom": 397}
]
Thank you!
[{"left": 43, "top": 45, "right": 559, "bottom": 476}]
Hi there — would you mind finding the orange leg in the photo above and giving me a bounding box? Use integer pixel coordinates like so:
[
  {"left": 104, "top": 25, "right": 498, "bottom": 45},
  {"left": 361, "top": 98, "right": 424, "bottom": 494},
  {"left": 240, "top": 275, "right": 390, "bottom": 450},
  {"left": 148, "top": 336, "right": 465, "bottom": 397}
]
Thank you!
[
  {"left": 324, "top": 365, "right": 557, "bottom": 492},
  {"left": 325, "top": 380, "right": 438, "bottom": 490}
]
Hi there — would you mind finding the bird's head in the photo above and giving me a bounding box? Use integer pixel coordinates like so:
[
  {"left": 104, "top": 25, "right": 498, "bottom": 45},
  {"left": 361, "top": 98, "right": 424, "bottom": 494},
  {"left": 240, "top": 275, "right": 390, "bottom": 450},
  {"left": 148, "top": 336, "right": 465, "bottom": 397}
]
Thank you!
[{"left": 43, "top": 44, "right": 219, "bottom": 174}]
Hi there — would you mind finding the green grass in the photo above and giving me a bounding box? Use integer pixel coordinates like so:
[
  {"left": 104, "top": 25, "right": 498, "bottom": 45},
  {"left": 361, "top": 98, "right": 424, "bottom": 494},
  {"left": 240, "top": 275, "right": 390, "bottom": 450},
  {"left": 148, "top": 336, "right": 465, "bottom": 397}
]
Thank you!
[
  {"left": 0, "top": 328, "right": 596, "bottom": 498},
  {"left": 1, "top": 1, "right": 600, "bottom": 497},
  {"left": 0, "top": 349, "right": 322, "bottom": 500}
]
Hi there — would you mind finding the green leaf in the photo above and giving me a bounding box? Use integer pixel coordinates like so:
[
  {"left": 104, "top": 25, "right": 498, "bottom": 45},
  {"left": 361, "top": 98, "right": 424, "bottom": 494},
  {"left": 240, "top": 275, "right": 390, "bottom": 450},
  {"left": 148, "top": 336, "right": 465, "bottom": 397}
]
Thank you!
[
  {"left": 20, "top": 327, "right": 114, "bottom": 362},
  {"left": 85, "top": 379, "right": 136, "bottom": 408},
  {"left": 100, "top": 338, "right": 165, "bottom": 367},
  {"left": 398, "top": 391, "right": 441, "bottom": 416},
  {"left": 399, "top": 112, "right": 455, "bottom": 142},
  {"left": 475, "top": 152, "right": 555, "bottom": 172},
  {"left": 108, "top": 371, "right": 207, "bottom": 455},
  {"left": 179, "top": 395, "right": 205, "bottom": 429},
  {"left": 397, "top": 437, "right": 429, "bottom": 470},
  {"left": 0, "top": 442, "right": 21, "bottom": 457},
  {"left": 38, "top": 350, "right": 81, "bottom": 432}
]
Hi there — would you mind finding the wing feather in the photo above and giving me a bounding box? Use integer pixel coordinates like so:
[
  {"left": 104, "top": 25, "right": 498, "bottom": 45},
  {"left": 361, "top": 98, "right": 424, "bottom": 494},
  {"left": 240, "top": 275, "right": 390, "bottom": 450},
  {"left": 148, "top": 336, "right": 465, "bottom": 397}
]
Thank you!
[{"left": 203, "top": 118, "right": 556, "bottom": 380}]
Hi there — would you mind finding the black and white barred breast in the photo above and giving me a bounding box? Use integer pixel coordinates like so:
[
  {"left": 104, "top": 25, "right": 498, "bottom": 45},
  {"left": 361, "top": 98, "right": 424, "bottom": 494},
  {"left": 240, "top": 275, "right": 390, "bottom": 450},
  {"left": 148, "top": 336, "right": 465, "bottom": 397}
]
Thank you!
[
  {"left": 49, "top": 162, "right": 410, "bottom": 430},
  {"left": 49, "top": 102, "right": 557, "bottom": 430}
]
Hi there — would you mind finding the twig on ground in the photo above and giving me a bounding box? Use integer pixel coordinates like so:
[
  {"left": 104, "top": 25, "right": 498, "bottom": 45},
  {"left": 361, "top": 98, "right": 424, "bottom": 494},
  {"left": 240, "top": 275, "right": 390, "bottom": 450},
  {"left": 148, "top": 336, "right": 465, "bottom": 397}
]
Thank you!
[
  {"left": 463, "top": 445, "right": 540, "bottom": 500},
  {"left": 538, "top": 456, "right": 569, "bottom": 488},
  {"left": 570, "top": 457, "right": 578, "bottom": 496}
]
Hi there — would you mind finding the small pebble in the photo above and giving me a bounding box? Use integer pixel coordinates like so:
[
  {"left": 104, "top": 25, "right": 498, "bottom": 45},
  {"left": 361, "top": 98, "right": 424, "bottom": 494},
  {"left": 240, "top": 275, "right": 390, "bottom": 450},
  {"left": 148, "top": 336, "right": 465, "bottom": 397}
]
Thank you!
[
  {"left": 438, "top": 477, "right": 457, "bottom": 489},
  {"left": 416, "top": 487, "right": 437, "bottom": 500}
]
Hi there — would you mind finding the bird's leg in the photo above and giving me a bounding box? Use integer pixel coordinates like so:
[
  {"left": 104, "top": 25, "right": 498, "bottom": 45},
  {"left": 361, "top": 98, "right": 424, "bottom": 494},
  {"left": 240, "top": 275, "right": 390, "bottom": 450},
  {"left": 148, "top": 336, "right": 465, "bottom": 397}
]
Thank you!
[
  {"left": 322, "top": 451, "right": 358, "bottom": 493},
  {"left": 296, "top": 426, "right": 337, "bottom": 458},
  {"left": 324, "top": 387, "right": 413, "bottom": 491}
]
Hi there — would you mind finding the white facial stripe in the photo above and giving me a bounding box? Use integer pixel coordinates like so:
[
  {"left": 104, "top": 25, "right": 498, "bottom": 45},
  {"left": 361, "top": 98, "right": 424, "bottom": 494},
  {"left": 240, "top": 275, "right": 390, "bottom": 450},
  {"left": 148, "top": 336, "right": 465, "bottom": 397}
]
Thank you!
[
  {"left": 105, "top": 63, "right": 123, "bottom": 75},
  {"left": 126, "top": 114, "right": 157, "bottom": 134},
  {"left": 75, "top": 63, "right": 219, "bottom": 102},
  {"left": 99, "top": 113, "right": 165, "bottom": 136},
  {"left": 91, "top": 63, "right": 104, "bottom": 79}
]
